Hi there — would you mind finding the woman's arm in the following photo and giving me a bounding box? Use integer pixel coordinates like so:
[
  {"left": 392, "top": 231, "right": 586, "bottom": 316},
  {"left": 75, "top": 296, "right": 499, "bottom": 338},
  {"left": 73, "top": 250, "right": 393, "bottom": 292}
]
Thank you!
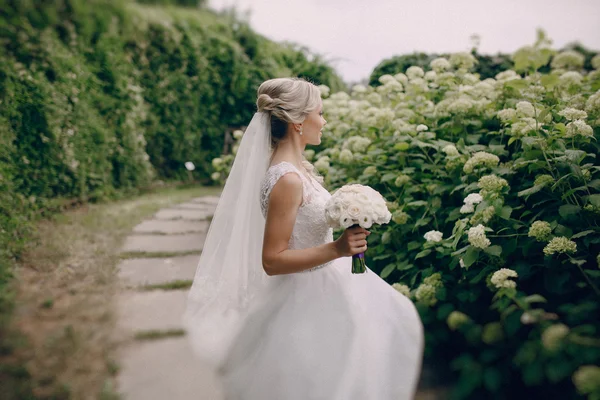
[{"left": 262, "top": 173, "right": 368, "bottom": 276}]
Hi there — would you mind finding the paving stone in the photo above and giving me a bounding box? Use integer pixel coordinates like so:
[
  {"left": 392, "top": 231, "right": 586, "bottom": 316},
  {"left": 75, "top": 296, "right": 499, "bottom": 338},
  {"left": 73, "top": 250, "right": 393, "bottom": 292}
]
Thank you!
[
  {"left": 121, "top": 233, "right": 205, "bottom": 253},
  {"left": 117, "top": 290, "right": 189, "bottom": 333},
  {"left": 190, "top": 196, "right": 220, "bottom": 205},
  {"left": 132, "top": 219, "right": 210, "bottom": 234},
  {"left": 154, "top": 208, "right": 212, "bottom": 220},
  {"left": 117, "top": 337, "right": 224, "bottom": 400},
  {"left": 118, "top": 256, "right": 199, "bottom": 286},
  {"left": 174, "top": 202, "right": 217, "bottom": 212}
]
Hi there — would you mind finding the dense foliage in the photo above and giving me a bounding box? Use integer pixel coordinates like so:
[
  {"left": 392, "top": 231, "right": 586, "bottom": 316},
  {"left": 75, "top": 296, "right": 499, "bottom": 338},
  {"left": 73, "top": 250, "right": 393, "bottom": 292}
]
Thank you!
[{"left": 310, "top": 33, "right": 600, "bottom": 399}]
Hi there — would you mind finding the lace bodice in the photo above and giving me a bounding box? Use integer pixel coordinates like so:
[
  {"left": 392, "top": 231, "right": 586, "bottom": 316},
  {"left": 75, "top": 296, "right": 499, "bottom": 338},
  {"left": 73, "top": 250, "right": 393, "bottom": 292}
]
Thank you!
[{"left": 260, "top": 161, "right": 334, "bottom": 272}]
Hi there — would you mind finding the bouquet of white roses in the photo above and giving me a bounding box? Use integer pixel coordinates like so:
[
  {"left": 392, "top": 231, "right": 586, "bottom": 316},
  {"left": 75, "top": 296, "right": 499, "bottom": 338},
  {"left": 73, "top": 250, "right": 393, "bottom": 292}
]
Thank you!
[{"left": 324, "top": 184, "right": 392, "bottom": 273}]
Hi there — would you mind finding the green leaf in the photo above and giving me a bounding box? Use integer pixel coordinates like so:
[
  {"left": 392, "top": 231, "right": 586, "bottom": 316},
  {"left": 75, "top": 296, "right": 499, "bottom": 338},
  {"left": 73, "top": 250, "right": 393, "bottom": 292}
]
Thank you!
[
  {"left": 484, "top": 245, "right": 502, "bottom": 257},
  {"left": 499, "top": 206, "right": 513, "bottom": 220},
  {"left": 518, "top": 185, "right": 544, "bottom": 197},
  {"left": 540, "top": 74, "right": 559, "bottom": 89},
  {"left": 415, "top": 249, "right": 432, "bottom": 259},
  {"left": 558, "top": 204, "right": 581, "bottom": 219},
  {"left": 407, "top": 241, "right": 421, "bottom": 251},
  {"left": 380, "top": 173, "right": 397, "bottom": 183},
  {"left": 483, "top": 368, "right": 502, "bottom": 392},
  {"left": 585, "top": 194, "right": 600, "bottom": 207},
  {"left": 508, "top": 137, "right": 518, "bottom": 146},
  {"left": 463, "top": 246, "right": 479, "bottom": 267},
  {"left": 524, "top": 294, "right": 547, "bottom": 304},
  {"left": 381, "top": 232, "right": 391, "bottom": 244},
  {"left": 380, "top": 263, "right": 396, "bottom": 279},
  {"left": 407, "top": 200, "right": 428, "bottom": 207},
  {"left": 572, "top": 230, "right": 595, "bottom": 239}
]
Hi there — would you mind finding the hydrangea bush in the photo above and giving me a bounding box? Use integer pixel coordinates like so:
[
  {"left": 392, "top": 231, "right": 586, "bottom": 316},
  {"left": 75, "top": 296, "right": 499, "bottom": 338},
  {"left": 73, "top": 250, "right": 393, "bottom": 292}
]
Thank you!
[{"left": 312, "top": 35, "right": 600, "bottom": 398}]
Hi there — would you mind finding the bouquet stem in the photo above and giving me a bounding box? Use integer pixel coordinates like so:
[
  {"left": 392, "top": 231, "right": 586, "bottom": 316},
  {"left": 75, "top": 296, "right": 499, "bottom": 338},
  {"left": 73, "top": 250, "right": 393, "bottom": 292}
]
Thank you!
[{"left": 352, "top": 253, "right": 367, "bottom": 274}]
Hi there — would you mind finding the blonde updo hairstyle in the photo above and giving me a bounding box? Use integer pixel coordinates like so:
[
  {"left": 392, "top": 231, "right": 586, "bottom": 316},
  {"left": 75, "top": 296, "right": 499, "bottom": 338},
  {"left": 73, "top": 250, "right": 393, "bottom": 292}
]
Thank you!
[
  {"left": 256, "top": 77, "right": 324, "bottom": 183},
  {"left": 256, "top": 77, "right": 322, "bottom": 149}
]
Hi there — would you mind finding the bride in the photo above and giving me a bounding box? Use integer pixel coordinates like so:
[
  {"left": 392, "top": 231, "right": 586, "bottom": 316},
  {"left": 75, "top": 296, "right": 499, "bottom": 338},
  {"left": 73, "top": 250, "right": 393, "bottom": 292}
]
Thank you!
[{"left": 183, "top": 78, "right": 424, "bottom": 399}]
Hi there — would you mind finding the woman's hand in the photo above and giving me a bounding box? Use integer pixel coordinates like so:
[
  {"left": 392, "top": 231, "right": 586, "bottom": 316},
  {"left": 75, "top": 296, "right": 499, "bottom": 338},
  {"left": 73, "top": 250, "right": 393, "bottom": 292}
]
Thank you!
[{"left": 334, "top": 226, "right": 371, "bottom": 257}]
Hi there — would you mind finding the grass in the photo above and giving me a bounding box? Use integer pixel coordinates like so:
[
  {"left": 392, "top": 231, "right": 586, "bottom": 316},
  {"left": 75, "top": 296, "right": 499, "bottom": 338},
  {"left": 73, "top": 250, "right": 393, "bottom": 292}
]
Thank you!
[
  {"left": 2, "top": 185, "right": 220, "bottom": 400},
  {"left": 133, "top": 329, "right": 186, "bottom": 341},
  {"left": 140, "top": 279, "right": 193, "bottom": 291}
]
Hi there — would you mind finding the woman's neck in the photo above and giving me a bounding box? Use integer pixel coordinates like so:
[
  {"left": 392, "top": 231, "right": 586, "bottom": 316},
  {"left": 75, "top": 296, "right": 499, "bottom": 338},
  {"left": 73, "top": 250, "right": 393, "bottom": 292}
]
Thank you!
[{"left": 272, "top": 137, "right": 306, "bottom": 169}]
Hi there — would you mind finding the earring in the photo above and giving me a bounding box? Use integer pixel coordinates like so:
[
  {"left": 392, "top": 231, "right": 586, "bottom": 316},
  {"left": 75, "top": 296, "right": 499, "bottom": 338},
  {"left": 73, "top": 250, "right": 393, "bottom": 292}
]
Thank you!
[{"left": 298, "top": 129, "right": 303, "bottom": 135}]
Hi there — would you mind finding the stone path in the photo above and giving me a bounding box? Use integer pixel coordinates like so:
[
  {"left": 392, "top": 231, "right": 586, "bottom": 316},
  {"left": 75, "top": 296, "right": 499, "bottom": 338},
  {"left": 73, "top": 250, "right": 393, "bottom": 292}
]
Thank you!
[
  {"left": 115, "top": 196, "right": 224, "bottom": 400},
  {"left": 115, "top": 195, "right": 447, "bottom": 400}
]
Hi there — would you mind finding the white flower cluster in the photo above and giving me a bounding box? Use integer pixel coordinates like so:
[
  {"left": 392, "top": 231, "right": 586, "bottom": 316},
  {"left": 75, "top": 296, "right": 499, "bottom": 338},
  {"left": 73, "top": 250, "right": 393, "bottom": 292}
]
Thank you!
[
  {"left": 392, "top": 283, "right": 411, "bottom": 297},
  {"left": 338, "top": 149, "right": 353, "bottom": 164},
  {"left": 460, "top": 193, "right": 483, "bottom": 214},
  {"left": 497, "top": 108, "right": 517, "bottom": 122},
  {"left": 543, "top": 236, "right": 577, "bottom": 256},
  {"left": 449, "top": 52, "right": 477, "bottom": 70},
  {"left": 430, "top": 57, "right": 451, "bottom": 72},
  {"left": 542, "top": 323, "right": 570, "bottom": 351},
  {"left": 314, "top": 157, "right": 330, "bottom": 173},
  {"left": 516, "top": 101, "right": 536, "bottom": 118},
  {"left": 424, "top": 230, "right": 443, "bottom": 243},
  {"left": 442, "top": 144, "right": 459, "bottom": 156},
  {"left": 318, "top": 85, "right": 330, "bottom": 98},
  {"left": 490, "top": 268, "right": 518, "bottom": 289},
  {"left": 325, "top": 184, "right": 392, "bottom": 229},
  {"left": 344, "top": 136, "right": 372, "bottom": 153},
  {"left": 565, "top": 119, "right": 594, "bottom": 138},
  {"left": 463, "top": 152, "right": 500, "bottom": 174},
  {"left": 558, "top": 108, "right": 588, "bottom": 121},
  {"left": 551, "top": 50, "right": 585, "bottom": 70},
  {"left": 467, "top": 224, "right": 491, "bottom": 249}
]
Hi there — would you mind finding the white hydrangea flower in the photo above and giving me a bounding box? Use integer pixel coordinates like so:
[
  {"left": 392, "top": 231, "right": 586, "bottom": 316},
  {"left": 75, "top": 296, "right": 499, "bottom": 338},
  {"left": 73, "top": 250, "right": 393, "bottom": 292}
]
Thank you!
[
  {"left": 378, "top": 74, "right": 396, "bottom": 85},
  {"left": 490, "top": 268, "right": 518, "bottom": 289},
  {"left": 366, "top": 92, "right": 382, "bottom": 104},
  {"left": 339, "top": 149, "right": 353, "bottom": 164},
  {"left": 497, "top": 108, "right": 517, "bottom": 122},
  {"left": 468, "top": 224, "right": 491, "bottom": 249},
  {"left": 463, "top": 152, "right": 500, "bottom": 174},
  {"left": 586, "top": 90, "right": 600, "bottom": 114},
  {"left": 211, "top": 172, "right": 220, "bottom": 181},
  {"left": 495, "top": 70, "right": 520, "bottom": 82},
  {"left": 447, "top": 98, "right": 474, "bottom": 114},
  {"left": 424, "top": 70, "right": 437, "bottom": 81},
  {"left": 317, "top": 84, "right": 330, "bottom": 98},
  {"left": 424, "top": 230, "right": 443, "bottom": 243},
  {"left": 406, "top": 66, "right": 425, "bottom": 80},
  {"left": 416, "top": 124, "right": 428, "bottom": 132},
  {"left": 542, "top": 323, "right": 570, "bottom": 351},
  {"left": 393, "top": 73, "right": 409, "bottom": 85},
  {"left": 565, "top": 120, "right": 593, "bottom": 138},
  {"left": 449, "top": 52, "right": 477, "bottom": 70},
  {"left": 560, "top": 71, "right": 584, "bottom": 86},
  {"left": 392, "top": 283, "right": 411, "bottom": 297},
  {"left": 558, "top": 108, "right": 588, "bottom": 121},
  {"left": 551, "top": 50, "right": 585, "bottom": 70},
  {"left": 185, "top": 161, "right": 196, "bottom": 171},
  {"left": 233, "top": 129, "right": 244, "bottom": 140},
  {"left": 314, "top": 157, "right": 330, "bottom": 173},
  {"left": 460, "top": 203, "right": 475, "bottom": 214},
  {"left": 442, "top": 144, "right": 459, "bottom": 156},
  {"left": 464, "top": 193, "right": 483, "bottom": 205},
  {"left": 304, "top": 149, "right": 315, "bottom": 161},
  {"left": 430, "top": 57, "right": 451, "bottom": 72},
  {"left": 511, "top": 117, "right": 538, "bottom": 136},
  {"left": 352, "top": 84, "right": 367, "bottom": 94},
  {"left": 211, "top": 158, "right": 222, "bottom": 168},
  {"left": 516, "top": 101, "right": 536, "bottom": 118}
]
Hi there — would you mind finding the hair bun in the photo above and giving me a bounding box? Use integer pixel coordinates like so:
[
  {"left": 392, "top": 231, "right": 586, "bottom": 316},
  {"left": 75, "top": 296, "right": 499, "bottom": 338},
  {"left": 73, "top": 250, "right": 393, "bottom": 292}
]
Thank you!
[{"left": 257, "top": 93, "right": 274, "bottom": 112}]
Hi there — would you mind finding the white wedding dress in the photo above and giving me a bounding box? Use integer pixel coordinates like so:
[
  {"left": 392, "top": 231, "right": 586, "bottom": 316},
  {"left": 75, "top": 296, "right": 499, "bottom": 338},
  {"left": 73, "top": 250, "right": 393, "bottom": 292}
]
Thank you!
[{"left": 217, "top": 161, "right": 424, "bottom": 400}]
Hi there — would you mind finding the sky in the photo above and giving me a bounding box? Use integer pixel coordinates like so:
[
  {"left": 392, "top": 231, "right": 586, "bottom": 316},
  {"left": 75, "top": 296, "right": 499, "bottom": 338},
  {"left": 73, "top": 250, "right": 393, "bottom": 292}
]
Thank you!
[{"left": 207, "top": 0, "right": 600, "bottom": 83}]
